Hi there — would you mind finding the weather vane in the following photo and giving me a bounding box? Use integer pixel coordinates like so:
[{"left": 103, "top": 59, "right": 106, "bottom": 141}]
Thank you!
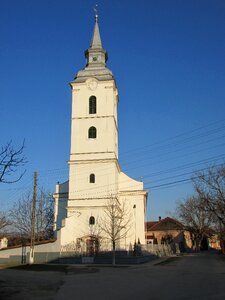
[{"left": 93, "top": 3, "right": 98, "bottom": 20}]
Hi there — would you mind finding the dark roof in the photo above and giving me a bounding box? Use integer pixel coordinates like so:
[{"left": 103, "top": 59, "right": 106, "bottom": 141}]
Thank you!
[
  {"left": 146, "top": 217, "right": 184, "bottom": 231},
  {"left": 146, "top": 221, "right": 158, "bottom": 231}
]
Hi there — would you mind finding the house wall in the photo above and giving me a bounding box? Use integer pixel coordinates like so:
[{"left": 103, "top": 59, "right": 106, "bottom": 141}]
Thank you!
[
  {"left": 146, "top": 229, "right": 192, "bottom": 249},
  {"left": 0, "top": 237, "right": 8, "bottom": 249}
]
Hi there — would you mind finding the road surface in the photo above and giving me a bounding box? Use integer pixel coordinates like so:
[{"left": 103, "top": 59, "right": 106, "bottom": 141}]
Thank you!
[{"left": 0, "top": 251, "right": 224, "bottom": 299}]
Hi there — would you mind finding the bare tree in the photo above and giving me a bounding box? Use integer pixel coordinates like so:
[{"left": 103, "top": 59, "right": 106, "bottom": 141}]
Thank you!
[
  {"left": 0, "top": 212, "right": 11, "bottom": 231},
  {"left": 10, "top": 189, "right": 54, "bottom": 242},
  {"left": 176, "top": 196, "right": 214, "bottom": 251},
  {"left": 193, "top": 165, "right": 225, "bottom": 238},
  {"left": 99, "top": 197, "right": 132, "bottom": 265},
  {"left": 0, "top": 141, "right": 26, "bottom": 184}
]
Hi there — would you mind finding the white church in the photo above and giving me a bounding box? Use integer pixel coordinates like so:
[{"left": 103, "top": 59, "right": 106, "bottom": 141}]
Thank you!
[{"left": 53, "top": 15, "right": 148, "bottom": 254}]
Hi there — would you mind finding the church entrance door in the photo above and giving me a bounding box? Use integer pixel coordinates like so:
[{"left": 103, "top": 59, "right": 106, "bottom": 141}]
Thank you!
[{"left": 86, "top": 236, "right": 99, "bottom": 256}]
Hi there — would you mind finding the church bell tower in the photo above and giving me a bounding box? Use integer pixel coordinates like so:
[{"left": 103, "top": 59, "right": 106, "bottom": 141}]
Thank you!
[
  {"left": 68, "top": 14, "right": 119, "bottom": 209},
  {"left": 54, "top": 14, "right": 147, "bottom": 249}
]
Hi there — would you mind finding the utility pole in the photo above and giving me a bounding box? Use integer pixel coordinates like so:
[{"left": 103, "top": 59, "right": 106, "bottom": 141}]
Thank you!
[{"left": 29, "top": 171, "right": 37, "bottom": 264}]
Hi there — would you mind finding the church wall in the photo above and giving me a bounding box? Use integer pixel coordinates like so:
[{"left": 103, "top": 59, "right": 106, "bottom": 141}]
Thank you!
[
  {"left": 70, "top": 117, "right": 117, "bottom": 155},
  {"left": 70, "top": 79, "right": 118, "bottom": 159},
  {"left": 119, "top": 172, "right": 143, "bottom": 191},
  {"left": 53, "top": 181, "right": 69, "bottom": 231},
  {"left": 68, "top": 161, "right": 119, "bottom": 201},
  {"left": 119, "top": 194, "right": 146, "bottom": 245},
  {"left": 60, "top": 195, "right": 146, "bottom": 249},
  {"left": 59, "top": 202, "right": 108, "bottom": 248},
  {"left": 71, "top": 80, "right": 117, "bottom": 118},
  {"left": 58, "top": 201, "right": 136, "bottom": 251},
  {"left": 54, "top": 197, "right": 67, "bottom": 231}
]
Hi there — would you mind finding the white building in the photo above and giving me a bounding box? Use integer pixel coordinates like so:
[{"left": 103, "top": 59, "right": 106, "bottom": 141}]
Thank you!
[
  {"left": 54, "top": 15, "right": 148, "bottom": 254},
  {"left": 0, "top": 237, "right": 8, "bottom": 249}
]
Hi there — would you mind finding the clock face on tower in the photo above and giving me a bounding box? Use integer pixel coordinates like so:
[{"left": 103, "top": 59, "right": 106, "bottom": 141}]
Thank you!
[{"left": 86, "top": 78, "right": 98, "bottom": 91}]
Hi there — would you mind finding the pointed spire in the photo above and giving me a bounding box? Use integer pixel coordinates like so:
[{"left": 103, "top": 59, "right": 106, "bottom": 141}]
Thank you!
[
  {"left": 73, "top": 10, "right": 113, "bottom": 82},
  {"left": 90, "top": 14, "right": 102, "bottom": 48}
]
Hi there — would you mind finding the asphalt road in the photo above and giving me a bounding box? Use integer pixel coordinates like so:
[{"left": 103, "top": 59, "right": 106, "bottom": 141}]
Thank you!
[{"left": 0, "top": 251, "right": 224, "bottom": 300}]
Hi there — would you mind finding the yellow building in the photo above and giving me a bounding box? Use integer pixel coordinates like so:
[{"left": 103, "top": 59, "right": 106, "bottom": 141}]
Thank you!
[{"left": 146, "top": 217, "right": 193, "bottom": 250}]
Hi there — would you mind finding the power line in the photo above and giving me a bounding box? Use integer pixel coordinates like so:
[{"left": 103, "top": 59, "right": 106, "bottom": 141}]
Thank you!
[
  {"left": 1, "top": 119, "right": 225, "bottom": 206},
  {"left": 11, "top": 152, "right": 225, "bottom": 200},
  {"left": 35, "top": 138, "right": 225, "bottom": 184},
  {"left": 23, "top": 119, "right": 225, "bottom": 176},
  {"left": 55, "top": 162, "right": 225, "bottom": 199},
  {"left": 120, "top": 118, "right": 225, "bottom": 157}
]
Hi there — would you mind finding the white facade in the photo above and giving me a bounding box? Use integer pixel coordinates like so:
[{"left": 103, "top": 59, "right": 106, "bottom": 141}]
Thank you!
[
  {"left": 0, "top": 237, "right": 8, "bottom": 249},
  {"left": 54, "top": 16, "right": 148, "bottom": 253}
]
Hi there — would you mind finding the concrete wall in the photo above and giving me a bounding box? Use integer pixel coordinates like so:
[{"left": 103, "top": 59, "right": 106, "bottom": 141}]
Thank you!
[
  {"left": 0, "top": 240, "right": 61, "bottom": 265},
  {"left": 143, "top": 244, "right": 181, "bottom": 257}
]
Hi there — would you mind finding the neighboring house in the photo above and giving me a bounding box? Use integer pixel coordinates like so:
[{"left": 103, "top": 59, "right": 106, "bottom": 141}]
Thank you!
[
  {"left": 145, "top": 217, "right": 193, "bottom": 250},
  {"left": 208, "top": 234, "right": 221, "bottom": 250},
  {"left": 0, "top": 237, "right": 8, "bottom": 249}
]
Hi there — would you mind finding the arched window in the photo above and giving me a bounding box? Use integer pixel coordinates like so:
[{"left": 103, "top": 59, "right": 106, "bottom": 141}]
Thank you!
[
  {"left": 88, "top": 126, "right": 97, "bottom": 139},
  {"left": 89, "top": 216, "right": 95, "bottom": 225},
  {"left": 89, "top": 173, "right": 95, "bottom": 183},
  {"left": 89, "top": 96, "right": 96, "bottom": 114}
]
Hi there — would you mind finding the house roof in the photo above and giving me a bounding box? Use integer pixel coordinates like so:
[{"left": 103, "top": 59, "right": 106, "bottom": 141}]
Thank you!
[
  {"left": 146, "top": 221, "right": 158, "bottom": 231},
  {"left": 146, "top": 217, "right": 184, "bottom": 231}
]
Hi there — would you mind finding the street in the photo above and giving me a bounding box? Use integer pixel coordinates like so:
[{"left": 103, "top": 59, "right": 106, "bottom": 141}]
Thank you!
[{"left": 0, "top": 251, "right": 224, "bottom": 299}]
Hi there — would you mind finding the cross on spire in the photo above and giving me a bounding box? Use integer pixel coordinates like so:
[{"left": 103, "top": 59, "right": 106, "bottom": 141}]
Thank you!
[{"left": 93, "top": 4, "right": 98, "bottom": 20}]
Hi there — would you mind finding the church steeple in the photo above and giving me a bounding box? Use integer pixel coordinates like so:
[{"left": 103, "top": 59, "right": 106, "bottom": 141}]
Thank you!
[
  {"left": 74, "top": 15, "right": 113, "bottom": 83},
  {"left": 84, "top": 14, "right": 108, "bottom": 69},
  {"left": 90, "top": 15, "right": 102, "bottom": 49}
]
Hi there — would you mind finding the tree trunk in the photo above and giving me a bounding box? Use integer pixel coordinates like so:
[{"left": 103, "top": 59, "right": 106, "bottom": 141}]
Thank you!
[{"left": 112, "top": 240, "right": 116, "bottom": 265}]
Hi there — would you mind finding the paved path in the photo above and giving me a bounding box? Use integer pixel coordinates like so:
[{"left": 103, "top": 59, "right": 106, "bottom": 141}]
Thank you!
[{"left": 0, "top": 251, "right": 224, "bottom": 299}]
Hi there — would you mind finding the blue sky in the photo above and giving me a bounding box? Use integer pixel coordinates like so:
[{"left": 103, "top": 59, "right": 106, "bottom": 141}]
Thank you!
[{"left": 0, "top": 0, "right": 225, "bottom": 220}]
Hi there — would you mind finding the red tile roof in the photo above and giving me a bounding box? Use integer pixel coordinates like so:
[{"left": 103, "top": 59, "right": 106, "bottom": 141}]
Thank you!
[
  {"left": 146, "top": 221, "right": 158, "bottom": 230},
  {"left": 146, "top": 217, "right": 184, "bottom": 231}
]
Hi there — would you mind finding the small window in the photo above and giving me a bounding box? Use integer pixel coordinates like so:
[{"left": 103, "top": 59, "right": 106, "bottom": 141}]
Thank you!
[
  {"left": 88, "top": 126, "right": 97, "bottom": 139},
  {"left": 89, "top": 216, "right": 95, "bottom": 225},
  {"left": 89, "top": 96, "right": 96, "bottom": 114},
  {"left": 89, "top": 173, "right": 95, "bottom": 183}
]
